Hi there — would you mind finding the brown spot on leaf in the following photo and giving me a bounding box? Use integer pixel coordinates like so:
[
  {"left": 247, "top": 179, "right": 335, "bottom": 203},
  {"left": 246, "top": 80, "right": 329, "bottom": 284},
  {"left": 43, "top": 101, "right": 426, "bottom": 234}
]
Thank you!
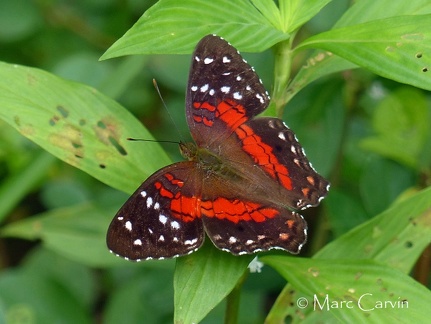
[
  {"left": 94, "top": 117, "right": 127, "bottom": 156},
  {"left": 57, "top": 105, "right": 69, "bottom": 118}
]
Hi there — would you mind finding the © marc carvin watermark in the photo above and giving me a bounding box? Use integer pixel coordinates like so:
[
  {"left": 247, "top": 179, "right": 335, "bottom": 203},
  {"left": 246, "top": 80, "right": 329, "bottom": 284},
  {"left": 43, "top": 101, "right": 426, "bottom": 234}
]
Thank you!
[{"left": 296, "top": 294, "right": 408, "bottom": 312}]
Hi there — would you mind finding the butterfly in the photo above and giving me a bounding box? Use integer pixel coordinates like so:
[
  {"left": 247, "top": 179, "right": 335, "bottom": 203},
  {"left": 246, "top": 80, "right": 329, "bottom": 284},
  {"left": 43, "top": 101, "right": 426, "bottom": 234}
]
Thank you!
[{"left": 107, "top": 34, "right": 329, "bottom": 261}]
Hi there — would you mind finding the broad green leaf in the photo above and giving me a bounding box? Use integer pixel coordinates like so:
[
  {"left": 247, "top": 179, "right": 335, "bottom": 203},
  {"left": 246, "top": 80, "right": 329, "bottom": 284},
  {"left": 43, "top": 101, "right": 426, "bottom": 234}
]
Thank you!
[
  {"left": 250, "top": 0, "right": 282, "bottom": 30},
  {"left": 0, "top": 203, "right": 122, "bottom": 267},
  {"left": 101, "top": 0, "right": 288, "bottom": 59},
  {"left": 279, "top": 0, "right": 332, "bottom": 32},
  {"left": 262, "top": 257, "right": 431, "bottom": 323},
  {"left": 317, "top": 186, "right": 431, "bottom": 272},
  {"left": 0, "top": 61, "right": 171, "bottom": 194},
  {"left": 360, "top": 87, "right": 429, "bottom": 169},
  {"left": 296, "top": 15, "right": 431, "bottom": 91},
  {"left": 174, "top": 242, "right": 253, "bottom": 324},
  {"left": 266, "top": 186, "right": 431, "bottom": 322},
  {"left": 289, "top": 1, "right": 431, "bottom": 98},
  {"left": 334, "top": 0, "right": 431, "bottom": 28}
]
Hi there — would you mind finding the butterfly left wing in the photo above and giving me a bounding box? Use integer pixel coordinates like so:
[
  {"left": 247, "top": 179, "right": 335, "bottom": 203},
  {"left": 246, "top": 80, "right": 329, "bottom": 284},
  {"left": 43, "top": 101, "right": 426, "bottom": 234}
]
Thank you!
[
  {"left": 186, "top": 35, "right": 270, "bottom": 148},
  {"left": 107, "top": 162, "right": 204, "bottom": 261}
]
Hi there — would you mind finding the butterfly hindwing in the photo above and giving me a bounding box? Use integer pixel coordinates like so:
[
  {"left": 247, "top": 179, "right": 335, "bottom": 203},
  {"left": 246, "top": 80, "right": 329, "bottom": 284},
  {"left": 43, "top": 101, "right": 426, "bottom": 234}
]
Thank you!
[
  {"left": 200, "top": 197, "right": 307, "bottom": 255},
  {"left": 233, "top": 117, "right": 330, "bottom": 209}
]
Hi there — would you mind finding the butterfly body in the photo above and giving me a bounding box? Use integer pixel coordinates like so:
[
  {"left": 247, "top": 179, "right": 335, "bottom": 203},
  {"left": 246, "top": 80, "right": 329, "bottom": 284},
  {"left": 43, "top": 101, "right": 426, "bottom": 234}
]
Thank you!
[{"left": 107, "top": 35, "right": 329, "bottom": 261}]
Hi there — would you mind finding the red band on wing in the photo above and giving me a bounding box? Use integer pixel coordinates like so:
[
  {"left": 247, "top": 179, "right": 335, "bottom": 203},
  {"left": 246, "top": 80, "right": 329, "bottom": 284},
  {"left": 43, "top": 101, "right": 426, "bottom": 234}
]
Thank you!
[
  {"left": 155, "top": 173, "right": 200, "bottom": 222},
  {"left": 216, "top": 99, "right": 248, "bottom": 130},
  {"left": 235, "top": 124, "right": 293, "bottom": 190},
  {"left": 192, "top": 99, "right": 248, "bottom": 130},
  {"left": 170, "top": 193, "right": 201, "bottom": 222},
  {"left": 200, "top": 198, "right": 279, "bottom": 224},
  {"left": 154, "top": 173, "right": 279, "bottom": 224}
]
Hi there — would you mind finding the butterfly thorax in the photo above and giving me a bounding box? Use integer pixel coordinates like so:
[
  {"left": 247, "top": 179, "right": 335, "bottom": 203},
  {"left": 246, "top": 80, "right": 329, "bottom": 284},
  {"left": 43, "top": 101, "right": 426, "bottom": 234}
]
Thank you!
[{"left": 179, "top": 141, "right": 241, "bottom": 180}]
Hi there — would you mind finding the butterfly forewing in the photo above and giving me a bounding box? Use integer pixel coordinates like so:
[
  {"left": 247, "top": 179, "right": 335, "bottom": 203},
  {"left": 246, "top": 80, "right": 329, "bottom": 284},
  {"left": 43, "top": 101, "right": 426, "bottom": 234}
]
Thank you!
[
  {"left": 186, "top": 35, "right": 270, "bottom": 147},
  {"left": 107, "top": 162, "right": 204, "bottom": 260}
]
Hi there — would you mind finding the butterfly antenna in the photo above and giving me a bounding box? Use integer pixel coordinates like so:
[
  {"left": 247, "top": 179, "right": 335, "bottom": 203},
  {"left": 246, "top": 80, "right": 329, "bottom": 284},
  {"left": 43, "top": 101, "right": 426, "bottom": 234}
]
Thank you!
[{"left": 152, "top": 79, "right": 185, "bottom": 142}]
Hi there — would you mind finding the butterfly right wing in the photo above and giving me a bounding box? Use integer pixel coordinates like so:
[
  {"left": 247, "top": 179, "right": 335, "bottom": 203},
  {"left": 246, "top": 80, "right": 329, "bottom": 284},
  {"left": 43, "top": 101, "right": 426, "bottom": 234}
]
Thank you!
[{"left": 107, "top": 161, "right": 204, "bottom": 261}]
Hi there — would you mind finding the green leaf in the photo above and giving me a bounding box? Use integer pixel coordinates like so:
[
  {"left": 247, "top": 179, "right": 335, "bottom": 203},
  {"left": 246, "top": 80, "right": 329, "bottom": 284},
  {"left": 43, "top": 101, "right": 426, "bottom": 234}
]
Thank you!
[
  {"left": 174, "top": 242, "right": 253, "bottom": 324},
  {"left": 262, "top": 257, "right": 431, "bottom": 323},
  {"left": 250, "top": 0, "right": 282, "bottom": 30},
  {"left": 316, "top": 186, "right": 431, "bottom": 273},
  {"left": 360, "top": 87, "right": 429, "bottom": 169},
  {"left": 289, "top": 0, "right": 431, "bottom": 98},
  {"left": 101, "top": 0, "right": 288, "bottom": 59},
  {"left": 334, "top": 0, "right": 431, "bottom": 27},
  {"left": 0, "top": 203, "right": 121, "bottom": 267},
  {"left": 296, "top": 15, "right": 431, "bottom": 91},
  {"left": 0, "top": 61, "right": 171, "bottom": 194},
  {"left": 266, "top": 186, "right": 431, "bottom": 322},
  {"left": 279, "top": 0, "right": 332, "bottom": 32}
]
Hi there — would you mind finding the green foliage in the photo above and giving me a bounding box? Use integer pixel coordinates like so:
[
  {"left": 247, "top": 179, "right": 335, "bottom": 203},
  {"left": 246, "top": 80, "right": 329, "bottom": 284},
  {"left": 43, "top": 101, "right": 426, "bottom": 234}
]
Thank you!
[{"left": 0, "top": 0, "right": 430, "bottom": 323}]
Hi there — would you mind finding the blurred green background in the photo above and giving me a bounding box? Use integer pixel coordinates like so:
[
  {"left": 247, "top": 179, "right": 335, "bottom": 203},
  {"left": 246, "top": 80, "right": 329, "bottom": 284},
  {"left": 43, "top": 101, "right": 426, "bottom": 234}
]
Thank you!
[{"left": 0, "top": 0, "right": 429, "bottom": 323}]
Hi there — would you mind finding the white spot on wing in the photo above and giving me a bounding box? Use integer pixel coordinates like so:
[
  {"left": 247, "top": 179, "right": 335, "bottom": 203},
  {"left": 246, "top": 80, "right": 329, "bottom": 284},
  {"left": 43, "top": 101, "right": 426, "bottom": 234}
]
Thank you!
[
  {"left": 278, "top": 132, "right": 286, "bottom": 141},
  {"left": 200, "top": 84, "right": 209, "bottom": 92},
  {"left": 223, "top": 56, "right": 231, "bottom": 63},
  {"left": 233, "top": 92, "right": 242, "bottom": 100},
  {"left": 146, "top": 196, "right": 153, "bottom": 208},
  {"left": 204, "top": 57, "right": 214, "bottom": 64},
  {"left": 171, "top": 221, "right": 180, "bottom": 230},
  {"left": 229, "top": 236, "right": 237, "bottom": 244},
  {"left": 191, "top": 85, "right": 198, "bottom": 91},
  {"left": 117, "top": 216, "right": 123, "bottom": 221},
  {"left": 159, "top": 214, "right": 168, "bottom": 225},
  {"left": 221, "top": 86, "right": 230, "bottom": 93},
  {"left": 159, "top": 235, "right": 165, "bottom": 242},
  {"left": 236, "top": 76, "right": 242, "bottom": 81},
  {"left": 125, "top": 221, "right": 132, "bottom": 231},
  {"left": 140, "top": 191, "right": 147, "bottom": 197},
  {"left": 256, "top": 93, "right": 265, "bottom": 104},
  {"left": 194, "top": 56, "right": 200, "bottom": 62},
  {"left": 133, "top": 239, "right": 142, "bottom": 246},
  {"left": 185, "top": 238, "right": 198, "bottom": 245}
]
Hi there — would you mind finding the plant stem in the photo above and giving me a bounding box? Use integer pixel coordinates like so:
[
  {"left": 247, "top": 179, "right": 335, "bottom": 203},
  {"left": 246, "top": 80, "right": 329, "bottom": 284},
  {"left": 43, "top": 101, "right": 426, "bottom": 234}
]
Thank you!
[{"left": 272, "top": 37, "right": 294, "bottom": 117}]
